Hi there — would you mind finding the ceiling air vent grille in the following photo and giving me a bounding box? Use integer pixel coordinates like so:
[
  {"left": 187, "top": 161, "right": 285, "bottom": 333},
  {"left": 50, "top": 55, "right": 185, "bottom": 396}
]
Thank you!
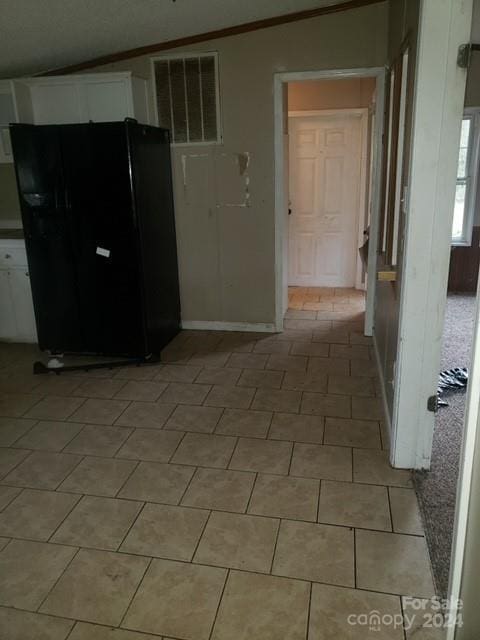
[{"left": 152, "top": 53, "right": 221, "bottom": 145}]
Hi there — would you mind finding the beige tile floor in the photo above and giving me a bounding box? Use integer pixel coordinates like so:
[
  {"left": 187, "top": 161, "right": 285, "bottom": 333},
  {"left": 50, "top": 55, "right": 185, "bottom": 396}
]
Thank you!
[{"left": 0, "top": 286, "right": 441, "bottom": 640}]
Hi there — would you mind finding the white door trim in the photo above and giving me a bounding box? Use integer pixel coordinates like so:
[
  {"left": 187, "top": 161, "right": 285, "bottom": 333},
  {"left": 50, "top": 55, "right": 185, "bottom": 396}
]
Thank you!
[
  {"left": 273, "top": 67, "right": 385, "bottom": 334},
  {"left": 287, "top": 107, "right": 369, "bottom": 291},
  {"left": 390, "top": 0, "right": 473, "bottom": 469},
  {"left": 288, "top": 108, "right": 367, "bottom": 118},
  {"left": 447, "top": 291, "right": 480, "bottom": 639}
]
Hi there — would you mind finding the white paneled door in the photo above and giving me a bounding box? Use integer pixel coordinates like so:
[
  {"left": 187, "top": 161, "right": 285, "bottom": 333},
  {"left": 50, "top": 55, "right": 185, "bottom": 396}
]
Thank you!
[{"left": 288, "top": 112, "right": 363, "bottom": 287}]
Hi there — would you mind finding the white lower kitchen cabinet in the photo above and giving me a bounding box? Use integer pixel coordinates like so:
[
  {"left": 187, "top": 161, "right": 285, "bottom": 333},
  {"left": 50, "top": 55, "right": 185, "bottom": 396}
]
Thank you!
[{"left": 0, "top": 240, "right": 37, "bottom": 342}]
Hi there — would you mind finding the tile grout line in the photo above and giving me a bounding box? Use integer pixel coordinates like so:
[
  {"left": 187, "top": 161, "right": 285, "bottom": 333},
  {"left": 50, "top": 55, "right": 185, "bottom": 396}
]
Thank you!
[
  {"left": 0, "top": 453, "right": 413, "bottom": 493},
  {"left": 164, "top": 428, "right": 187, "bottom": 465},
  {"left": 353, "top": 527, "right": 358, "bottom": 589},
  {"left": 114, "top": 459, "right": 142, "bottom": 499},
  {"left": 118, "top": 555, "right": 153, "bottom": 629},
  {"left": 36, "top": 546, "right": 81, "bottom": 613},
  {"left": 305, "top": 580, "right": 313, "bottom": 640},
  {"left": 64, "top": 619, "right": 77, "bottom": 639},
  {"left": 225, "top": 435, "right": 240, "bottom": 470},
  {"left": 268, "top": 516, "right": 282, "bottom": 575},
  {"left": 51, "top": 452, "right": 87, "bottom": 492},
  {"left": 177, "top": 464, "right": 199, "bottom": 506},
  {"left": 2, "top": 493, "right": 425, "bottom": 539},
  {"left": 244, "top": 471, "right": 258, "bottom": 514},
  {"left": 0, "top": 554, "right": 435, "bottom": 614},
  {"left": 399, "top": 594, "right": 409, "bottom": 640},
  {"left": 0, "top": 485, "right": 23, "bottom": 512},
  {"left": 264, "top": 409, "right": 275, "bottom": 439},
  {"left": 190, "top": 508, "right": 213, "bottom": 563},
  {"left": 0, "top": 447, "right": 34, "bottom": 482},
  {"left": 6, "top": 417, "right": 39, "bottom": 448},
  {"left": 286, "top": 437, "right": 295, "bottom": 476},
  {"left": 115, "top": 499, "right": 147, "bottom": 552},
  {"left": 316, "top": 479, "right": 322, "bottom": 523},
  {"left": 46, "top": 491, "right": 83, "bottom": 543},
  {"left": 207, "top": 567, "right": 230, "bottom": 640},
  {"left": 57, "top": 423, "right": 89, "bottom": 454},
  {"left": 387, "top": 486, "right": 395, "bottom": 533}
]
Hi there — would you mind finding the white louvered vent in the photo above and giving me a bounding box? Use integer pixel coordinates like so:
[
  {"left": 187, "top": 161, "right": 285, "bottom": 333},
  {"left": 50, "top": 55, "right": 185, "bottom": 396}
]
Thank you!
[{"left": 152, "top": 53, "right": 221, "bottom": 144}]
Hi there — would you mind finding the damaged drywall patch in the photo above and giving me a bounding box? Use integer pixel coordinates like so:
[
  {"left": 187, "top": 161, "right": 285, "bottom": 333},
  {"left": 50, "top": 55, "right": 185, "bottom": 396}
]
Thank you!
[
  {"left": 237, "top": 152, "right": 250, "bottom": 176},
  {"left": 215, "top": 151, "right": 252, "bottom": 208},
  {"left": 180, "top": 153, "right": 211, "bottom": 206},
  {"left": 181, "top": 153, "right": 209, "bottom": 187},
  {"left": 179, "top": 150, "right": 251, "bottom": 209}
]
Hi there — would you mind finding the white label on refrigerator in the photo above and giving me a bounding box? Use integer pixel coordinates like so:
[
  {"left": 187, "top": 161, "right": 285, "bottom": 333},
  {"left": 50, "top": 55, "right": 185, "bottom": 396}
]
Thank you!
[{"left": 96, "top": 247, "right": 110, "bottom": 258}]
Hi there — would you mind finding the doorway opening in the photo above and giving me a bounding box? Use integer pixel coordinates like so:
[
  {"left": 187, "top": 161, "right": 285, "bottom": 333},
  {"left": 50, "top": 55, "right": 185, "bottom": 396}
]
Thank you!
[
  {"left": 274, "top": 68, "right": 386, "bottom": 334},
  {"left": 414, "top": 108, "right": 480, "bottom": 599}
]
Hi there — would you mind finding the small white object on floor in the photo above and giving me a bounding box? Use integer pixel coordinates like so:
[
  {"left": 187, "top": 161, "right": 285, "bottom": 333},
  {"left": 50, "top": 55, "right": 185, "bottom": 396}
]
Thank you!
[{"left": 47, "top": 357, "right": 64, "bottom": 369}]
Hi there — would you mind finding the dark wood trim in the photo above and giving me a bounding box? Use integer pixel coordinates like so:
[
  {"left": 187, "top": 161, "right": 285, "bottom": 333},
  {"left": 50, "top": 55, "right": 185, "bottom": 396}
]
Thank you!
[
  {"left": 448, "top": 227, "right": 480, "bottom": 292},
  {"left": 43, "top": 0, "right": 386, "bottom": 76}
]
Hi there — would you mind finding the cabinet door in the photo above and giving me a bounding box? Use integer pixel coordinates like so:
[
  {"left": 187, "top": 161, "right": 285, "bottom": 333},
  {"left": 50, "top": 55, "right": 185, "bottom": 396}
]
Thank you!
[
  {"left": 84, "top": 81, "right": 131, "bottom": 122},
  {"left": 0, "top": 270, "right": 16, "bottom": 339},
  {"left": 9, "top": 268, "right": 37, "bottom": 342},
  {"left": 131, "top": 77, "right": 149, "bottom": 124},
  {"left": 0, "top": 127, "right": 12, "bottom": 163},
  {"left": 0, "top": 90, "right": 16, "bottom": 163},
  {"left": 32, "top": 83, "right": 82, "bottom": 124}
]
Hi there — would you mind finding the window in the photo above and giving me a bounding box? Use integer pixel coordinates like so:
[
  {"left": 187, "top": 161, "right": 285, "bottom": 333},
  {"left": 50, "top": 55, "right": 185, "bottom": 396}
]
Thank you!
[
  {"left": 151, "top": 53, "right": 221, "bottom": 145},
  {"left": 452, "top": 113, "right": 479, "bottom": 245}
]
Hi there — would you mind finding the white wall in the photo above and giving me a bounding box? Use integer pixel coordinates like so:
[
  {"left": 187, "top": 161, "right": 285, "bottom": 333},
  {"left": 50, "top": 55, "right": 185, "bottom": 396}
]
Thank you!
[{"left": 288, "top": 77, "right": 376, "bottom": 111}]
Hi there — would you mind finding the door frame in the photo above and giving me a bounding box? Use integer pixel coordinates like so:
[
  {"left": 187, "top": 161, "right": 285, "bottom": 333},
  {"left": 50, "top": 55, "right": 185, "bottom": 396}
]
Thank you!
[
  {"left": 447, "top": 289, "right": 480, "bottom": 638},
  {"left": 287, "top": 107, "right": 369, "bottom": 291},
  {"left": 390, "top": 0, "right": 473, "bottom": 470},
  {"left": 273, "top": 67, "right": 386, "bottom": 333}
]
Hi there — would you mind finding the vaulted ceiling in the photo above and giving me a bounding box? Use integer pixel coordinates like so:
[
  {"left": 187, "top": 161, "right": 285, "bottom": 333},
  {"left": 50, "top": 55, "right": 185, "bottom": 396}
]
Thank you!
[{"left": 0, "top": 0, "right": 352, "bottom": 78}]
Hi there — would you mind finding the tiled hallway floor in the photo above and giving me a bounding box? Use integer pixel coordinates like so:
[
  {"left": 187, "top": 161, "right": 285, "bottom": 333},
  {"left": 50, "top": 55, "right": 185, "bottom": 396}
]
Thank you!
[{"left": 0, "top": 287, "right": 438, "bottom": 639}]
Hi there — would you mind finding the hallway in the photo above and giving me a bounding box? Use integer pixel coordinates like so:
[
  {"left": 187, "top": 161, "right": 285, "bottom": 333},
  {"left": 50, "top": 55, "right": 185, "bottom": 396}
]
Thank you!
[{"left": 0, "top": 287, "right": 435, "bottom": 639}]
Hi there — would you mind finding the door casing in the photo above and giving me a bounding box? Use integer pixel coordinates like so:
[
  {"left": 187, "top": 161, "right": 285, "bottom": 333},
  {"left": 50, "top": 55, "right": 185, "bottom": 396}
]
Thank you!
[{"left": 273, "top": 67, "right": 386, "bottom": 334}]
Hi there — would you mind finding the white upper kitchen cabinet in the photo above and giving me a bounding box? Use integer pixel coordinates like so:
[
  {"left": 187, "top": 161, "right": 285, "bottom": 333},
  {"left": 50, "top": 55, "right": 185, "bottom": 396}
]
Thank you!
[{"left": 11, "top": 72, "right": 150, "bottom": 126}]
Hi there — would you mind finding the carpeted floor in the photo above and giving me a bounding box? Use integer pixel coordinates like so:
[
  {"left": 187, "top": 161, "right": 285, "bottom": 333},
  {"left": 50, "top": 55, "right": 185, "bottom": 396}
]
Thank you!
[{"left": 414, "top": 293, "right": 477, "bottom": 599}]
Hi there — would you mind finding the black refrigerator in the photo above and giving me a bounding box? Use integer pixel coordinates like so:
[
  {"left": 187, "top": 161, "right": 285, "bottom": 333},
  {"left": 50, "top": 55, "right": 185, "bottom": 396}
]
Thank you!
[{"left": 10, "top": 119, "right": 181, "bottom": 359}]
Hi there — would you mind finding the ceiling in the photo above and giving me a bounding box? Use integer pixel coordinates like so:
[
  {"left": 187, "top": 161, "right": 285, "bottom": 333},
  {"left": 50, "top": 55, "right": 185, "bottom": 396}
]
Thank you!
[{"left": 0, "top": 0, "right": 350, "bottom": 78}]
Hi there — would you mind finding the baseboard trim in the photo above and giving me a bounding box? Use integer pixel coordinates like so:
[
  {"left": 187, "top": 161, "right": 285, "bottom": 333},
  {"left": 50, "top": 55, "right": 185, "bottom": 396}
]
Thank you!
[
  {"left": 372, "top": 333, "right": 392, "bottom": 451},
  {"left": 181, "top": 320, "right": 277, "bottom": 333}
]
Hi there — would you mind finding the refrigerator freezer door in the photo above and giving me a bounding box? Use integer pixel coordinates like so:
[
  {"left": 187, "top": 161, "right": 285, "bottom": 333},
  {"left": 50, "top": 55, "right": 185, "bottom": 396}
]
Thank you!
[
  {"left": 59, "top": 123, "right": 146, "bottom": 356},
  {"left": 10, "top": 124, "right": 83, "bottom": 352}
]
